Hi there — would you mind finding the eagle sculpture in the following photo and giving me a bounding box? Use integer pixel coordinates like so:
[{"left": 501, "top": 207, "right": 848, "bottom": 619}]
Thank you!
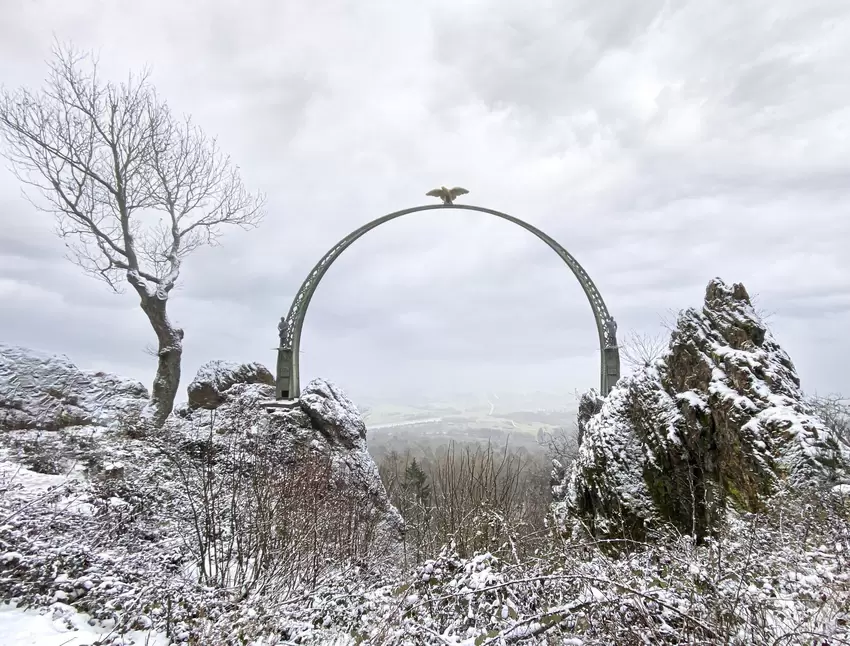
[{"left": 426, "top": 186, "right": 469, "bottom": 204}]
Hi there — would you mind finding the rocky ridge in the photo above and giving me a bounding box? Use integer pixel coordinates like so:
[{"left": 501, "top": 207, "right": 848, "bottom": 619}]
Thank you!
[
  {"left": 0, "top": 349, "right": 403, "bottom": 563},
  {"left": 0, "top": 344, "right": 149, "bottom": 432},
  {"left": 173, "top": 361, "right": 404, "bottom": 549},
  {"left": 0, "top": 295, "right": 848, "bottom": 643},
  {"left": 556, "top": 278, "right": 850, "bottom": 540}
]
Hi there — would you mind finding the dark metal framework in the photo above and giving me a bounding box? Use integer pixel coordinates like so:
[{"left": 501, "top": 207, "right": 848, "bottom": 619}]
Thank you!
[{"left": 275, "top": 204, "right": 620, "bottom": 399}]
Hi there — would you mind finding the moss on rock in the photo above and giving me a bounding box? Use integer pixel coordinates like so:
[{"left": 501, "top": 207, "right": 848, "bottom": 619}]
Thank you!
[{"left": 555, "top": 278, "right": 850, "bottom": 542}]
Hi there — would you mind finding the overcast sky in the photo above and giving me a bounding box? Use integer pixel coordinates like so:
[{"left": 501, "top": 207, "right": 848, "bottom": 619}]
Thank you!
[{"left": 1, "top": 0, "right": 849, "bottom": 406}]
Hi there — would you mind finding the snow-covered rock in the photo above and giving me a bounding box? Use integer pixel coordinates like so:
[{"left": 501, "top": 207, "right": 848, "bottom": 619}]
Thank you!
[
  {"left": 0, "top": 346, "right": 402, "bottom": 566},
  {"left": 300, "top": 378, "right": 367, "bottom": 448},
  {"left": 556, "top": 278, "right": 850, "bottom": 540},
  {"left": 0, "top": 351, "right": 404, "bottom": 642},
  {"left": 186, "top": 359, "right": 274, "bottom": 410},
  {"left": 175, "top": 374, "right": 405, "bottom": 551},
  {"left": 0, "top": 345, "right": 148, "bottom": 432},
  {"left": 0, "top": 343, "right": 848, "bottom": 644}
]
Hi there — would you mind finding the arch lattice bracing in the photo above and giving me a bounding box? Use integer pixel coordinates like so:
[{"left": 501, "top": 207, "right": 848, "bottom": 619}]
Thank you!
[{"left": 275, "top": 204, "right": 620, "bottom": 400}]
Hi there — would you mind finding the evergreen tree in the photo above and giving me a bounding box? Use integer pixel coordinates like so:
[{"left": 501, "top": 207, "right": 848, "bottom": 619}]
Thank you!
[
  {"left": 403, "top": 458, "right": 430, "bottom": 504},
  {"left": 401, "top": 458, "right": 432, "bottom": 564}
]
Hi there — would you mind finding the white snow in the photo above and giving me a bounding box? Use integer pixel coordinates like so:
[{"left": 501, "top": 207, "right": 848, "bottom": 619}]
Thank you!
[
  {"left": 560, "top": 278, "right": 850, "bottom": 538},
  {"left": 0, "top": 602, "right": 168, "bottom": 646},
  {"left": 0, "top": 344, "right": 148, "bottom": 430},
  {"left": 189, "top": 359, "right": 246, "bottom": 386},
  {"left": 1, "top": 338, "right": 847, "bottom": 645}
]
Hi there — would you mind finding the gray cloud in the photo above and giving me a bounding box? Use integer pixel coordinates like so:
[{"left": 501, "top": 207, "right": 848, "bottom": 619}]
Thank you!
[{"left": 1, "top": 0, "right": 849, "bottom": 403}]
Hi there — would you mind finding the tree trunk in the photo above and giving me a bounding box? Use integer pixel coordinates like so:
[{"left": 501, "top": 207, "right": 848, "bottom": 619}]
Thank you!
[{"left": 138, "top": 292, "right": 184, "bottom": 427}]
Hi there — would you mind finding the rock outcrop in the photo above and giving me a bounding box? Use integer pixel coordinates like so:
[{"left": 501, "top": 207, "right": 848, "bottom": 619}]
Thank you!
[
  {"left": 556, "top": 278, "right": 850, "bottom": 541},
  {"left": 186, "top": 359, "right": 274, "bottom": 410},
  {"left": 0, "top": 347, "right": 403, "bottom": 565},
  {"left": 175, "top": 373, "right": 405, "bottom": 556},
  {"left": 0, "top": 344, "right": 149, "bottom": 432}
]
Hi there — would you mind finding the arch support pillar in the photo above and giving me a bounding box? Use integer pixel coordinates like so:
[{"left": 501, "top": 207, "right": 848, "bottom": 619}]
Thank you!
[
  {"left": 274, "top": 203, "right": 620, "bottom": 400},
  {"left": 602, "top": 346, "right": 621, "bottom": 396},
  {"left": 275, "top": 345, "right": 294, "bottom": 400}
]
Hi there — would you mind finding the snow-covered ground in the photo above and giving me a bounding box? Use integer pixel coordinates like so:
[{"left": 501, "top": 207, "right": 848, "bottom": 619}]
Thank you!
[
  {"left": 0, "top": 602, "right": 167, "bottom": 646},
  {"left": 1, "top": 334, "right": 849, "bottom": 644}
]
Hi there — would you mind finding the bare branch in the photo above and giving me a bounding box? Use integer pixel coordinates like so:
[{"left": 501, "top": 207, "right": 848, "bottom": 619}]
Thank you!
[
  {"left": 620, "top": 331, "right": 668, "bottom": 371},
  {"left": 807, "top": 392, "right": 850, "bottom": 445},
  {"left": 0, "top": 40, "right": 266, "bottom": 424},
  {"left": 749, "top": 291, "right": 776, "bottom": 325},
  {"left": 0, "top": 41, "right": 265, "bottom": 300}
]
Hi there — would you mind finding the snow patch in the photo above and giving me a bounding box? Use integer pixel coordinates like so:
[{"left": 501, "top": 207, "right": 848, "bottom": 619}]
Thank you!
[{"left": 0, "top": 602, "right": 168, "bottom": 646}]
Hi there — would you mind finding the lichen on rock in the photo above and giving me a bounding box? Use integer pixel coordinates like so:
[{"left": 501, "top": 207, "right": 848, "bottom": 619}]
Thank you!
[
  {"left": 0, "top": 344, "right": 149, "bottom": 432},
  {"left": 556, "top": 278, "right": 850, "bottom": 541},
  {"left": 186, "top": 359, "right": 275, "bottom": 410}
]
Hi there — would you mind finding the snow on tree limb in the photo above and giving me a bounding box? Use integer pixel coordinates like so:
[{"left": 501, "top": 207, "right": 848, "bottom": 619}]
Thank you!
[
  {"left": 0, "top": 41, "right": 266, "bottom": 425},
  {"left": 0, "top": 42, "right": 265, "bottom": 299}
]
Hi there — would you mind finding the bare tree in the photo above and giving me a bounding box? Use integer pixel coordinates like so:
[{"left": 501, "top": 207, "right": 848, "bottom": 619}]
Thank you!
[
  {"left": 0, "top": 44, "right": 265, "bottom": 426},
  {"left": 807, "top": 393, "right": 850, "bottom": 446},
  {"left": 620, "top": 330, "right": 668, "bottom": 371},
  {"left": 379, "top": 440, "right": 552, "bottom": 563},
  {"left": 748, "top": 291, "right": 776, "bottom": 325}
]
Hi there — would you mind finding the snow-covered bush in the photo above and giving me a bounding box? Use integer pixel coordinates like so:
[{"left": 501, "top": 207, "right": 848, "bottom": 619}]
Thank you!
[
  {"left": 3, "top": 469, "right": 848, "bottom": 644},
  {"left": 151, "top": 404, "right": 391, "bottom": 596},
  {"left": 251, "top": 487, "right": 848, "bottom": 645}
]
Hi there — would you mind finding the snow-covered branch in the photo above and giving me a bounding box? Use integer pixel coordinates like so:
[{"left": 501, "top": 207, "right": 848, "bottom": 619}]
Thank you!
[
  {"left": 0, "top": 42, "right": 265, "bottom": 297},
  {"left": 0, "top": 42, "right": 266, "bottom": 425}
]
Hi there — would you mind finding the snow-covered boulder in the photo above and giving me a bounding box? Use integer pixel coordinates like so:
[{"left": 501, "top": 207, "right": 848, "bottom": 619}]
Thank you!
[
  {"left": 0, "top": 345, "right": 148, "bottom": 432},
  {"left": 295, "top": 379, "right": 405, "bottom": 540},
  {"left": 186, "top": 359, "right": 274, "bottom": 410},
  {"left": 173, "top": 375, "right": 405, "bottom": 555},
  {"left": 300, "top": 379, "right": 367, "bottom": 448},
  {"left": 0, "top": 351, "right": 404, "bottom": 633},
  {"left": 556, "top": 278, "right": 850, "bottom": 541}
]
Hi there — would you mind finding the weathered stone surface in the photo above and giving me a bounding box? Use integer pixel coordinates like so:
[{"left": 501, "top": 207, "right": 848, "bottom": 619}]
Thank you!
[
  {"left": 576, "top": 389, "right": 604, "bottom": 447},
  {"left": 174, "top": 376, "right": 405, "bottom": 559},
  {"left": 300, "top": 378, "right": 367, "bottom": 448},
  {"left": 186, "top": 360, "right": 274, "bottom": 410},
  {"left": 555, "top": 278, "right": 850, "bottom": 541},
  {"left": 0, "top": 346, "right": 402, "bottom": 569},
  {"left": 551, "top": 389, "right": 604, "bottom": 505},
  {"left": 0, "top": 344, "right": 148, "bottom": 431}
]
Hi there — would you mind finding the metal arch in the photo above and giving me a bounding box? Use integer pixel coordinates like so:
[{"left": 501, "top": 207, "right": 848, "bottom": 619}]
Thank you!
[{"left": 275, "top": 203, "right": 620, "bottom": 399}]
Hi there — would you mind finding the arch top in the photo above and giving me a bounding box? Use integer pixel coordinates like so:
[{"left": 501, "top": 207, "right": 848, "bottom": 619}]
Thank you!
[{"left": 275, "top": 203, "right": 620, "bottom": 400}]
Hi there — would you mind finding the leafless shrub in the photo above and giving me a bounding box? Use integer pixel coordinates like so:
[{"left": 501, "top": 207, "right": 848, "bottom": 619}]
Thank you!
[
  {"left": 152, "top": 411, "right": 386, "bottom": 600},
  {"left": 808, "top": 392, "right": 850, "bottom": 446},
  {"left": 540, "top": 426, "right": 579, "bottom": 469},
  {"left": 379, "top": 440, "right": 552, "bottom": 565},
  {"left": 620, "top": 330, "right": 668, "bottom": 371},
  {"left": 355, "top": 487, "right": 850, "bottom": 645},
  {"left": 749, "top": 291, "right": 776, "bottom": 325}
]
